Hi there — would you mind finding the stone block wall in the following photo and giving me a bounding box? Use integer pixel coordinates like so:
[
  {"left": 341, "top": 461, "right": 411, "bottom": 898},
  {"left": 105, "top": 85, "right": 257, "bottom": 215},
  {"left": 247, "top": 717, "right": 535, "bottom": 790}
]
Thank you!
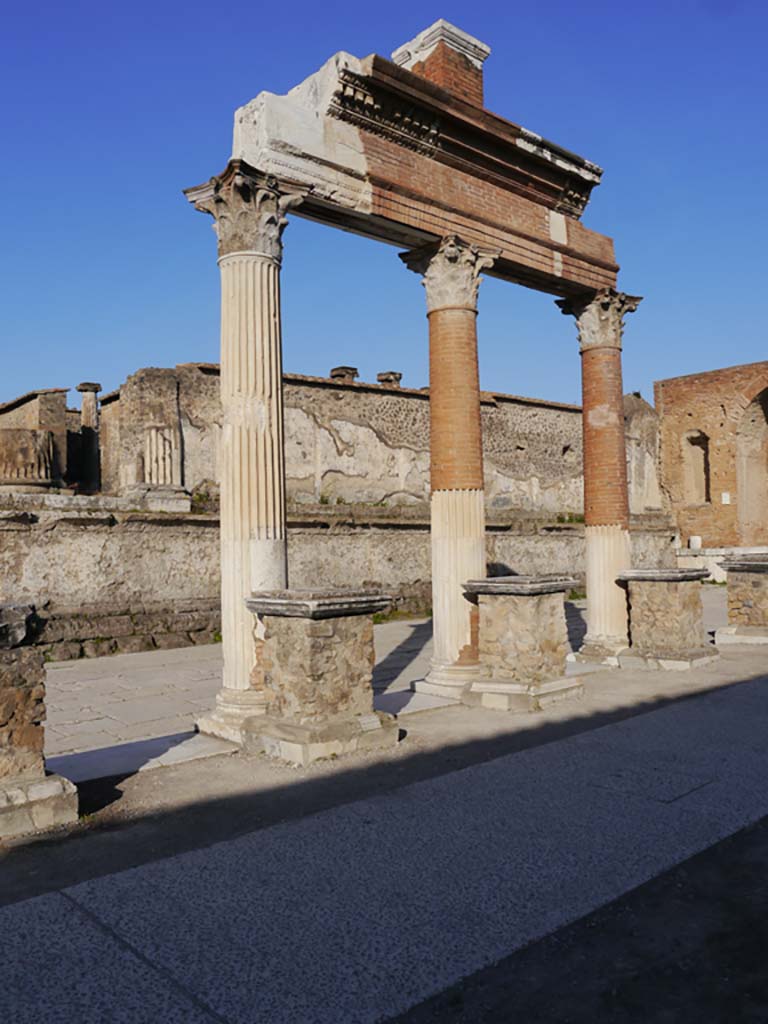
[
  {"left": 31, "top": 600, "right": 221, "bottom": 662},
  {"left": 727, "top": 571, "right": 768, "bottom": 628}
]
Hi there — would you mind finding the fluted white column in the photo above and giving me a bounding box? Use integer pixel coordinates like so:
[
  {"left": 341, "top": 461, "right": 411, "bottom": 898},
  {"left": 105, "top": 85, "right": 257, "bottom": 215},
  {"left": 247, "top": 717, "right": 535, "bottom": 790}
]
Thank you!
[
  {"left": 186, "top": 167, "right": 302, "bottom": 742},
  {"left": 219, "top": 252, "right": 287, "bottom": 695}
]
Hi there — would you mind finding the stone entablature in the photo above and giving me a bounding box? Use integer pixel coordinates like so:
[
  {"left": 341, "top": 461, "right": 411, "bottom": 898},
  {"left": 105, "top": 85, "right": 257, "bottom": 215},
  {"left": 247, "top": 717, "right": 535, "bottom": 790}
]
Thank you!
[
  {"left": 242, "top": 589, "right": 398, "bottom": 764},
  {"left": 225, "top": 21, "right": 615, "bottom": 294},
  {"left": 617, "top": 568, "right": 717, "bottom": 669}
]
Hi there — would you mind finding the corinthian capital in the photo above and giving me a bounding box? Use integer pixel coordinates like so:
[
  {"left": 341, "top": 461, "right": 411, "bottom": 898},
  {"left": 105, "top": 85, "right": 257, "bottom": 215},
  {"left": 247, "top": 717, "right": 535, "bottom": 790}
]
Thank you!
[
  {"left": 185, "top": 162, "right": 304, "bottom": 261},
  {"left": 556, "top": 288, "right": 642, "bottom": 352},
  {"left": 400, "top": 235, "right": 498, "bottom": 313}
]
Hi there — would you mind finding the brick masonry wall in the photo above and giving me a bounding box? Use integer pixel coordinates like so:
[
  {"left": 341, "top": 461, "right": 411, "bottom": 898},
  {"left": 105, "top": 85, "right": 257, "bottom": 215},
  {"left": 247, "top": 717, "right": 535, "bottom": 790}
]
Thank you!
[
  {"left": 411, "top": 42, "right": 484, "bottom": 107},
  {"left": 655, "top": 361, "right": 768, "bottom": 546}
]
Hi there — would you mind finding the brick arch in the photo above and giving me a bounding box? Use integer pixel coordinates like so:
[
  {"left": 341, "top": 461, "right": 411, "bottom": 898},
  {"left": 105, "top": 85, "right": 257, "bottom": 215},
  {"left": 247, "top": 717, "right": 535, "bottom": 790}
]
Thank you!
[
  {"left": 727, "top": 370, "right": 768, "bottom": 424},
  {"left": 736, "top": 385, "right": 768, "bottom": 545}
]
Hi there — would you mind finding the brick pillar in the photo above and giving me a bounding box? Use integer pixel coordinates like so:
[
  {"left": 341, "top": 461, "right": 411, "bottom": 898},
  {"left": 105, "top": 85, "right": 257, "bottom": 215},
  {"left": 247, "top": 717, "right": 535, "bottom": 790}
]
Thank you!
[
  {"left": 401, "top": 236, "right": 498, "bottom": 698},
  {"left": 186, "top": 167, "right": 303, "bottom": 742},
  {"left": 558, "top": 289, "right": 641, "bottom": 659},
  {"left": 76, "top": 382, "right": 101, "bottom": 493}
]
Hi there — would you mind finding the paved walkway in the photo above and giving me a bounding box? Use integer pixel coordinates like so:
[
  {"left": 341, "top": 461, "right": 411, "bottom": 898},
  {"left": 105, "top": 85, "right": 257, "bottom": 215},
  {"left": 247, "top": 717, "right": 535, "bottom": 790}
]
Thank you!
[
  {"left": 5, "top": 627, "right": 768, "bottom": 1023},
  {"left": 44, "top": 590, "right": 728, "bottom": 782}
]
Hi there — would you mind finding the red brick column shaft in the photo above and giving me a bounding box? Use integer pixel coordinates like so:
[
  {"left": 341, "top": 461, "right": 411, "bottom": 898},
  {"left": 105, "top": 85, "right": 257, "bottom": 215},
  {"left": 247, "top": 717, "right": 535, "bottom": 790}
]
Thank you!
[
  {"left": 581, "top": 344, "right": 630, "bottom": 529},
  {"left": 558, "top": 289, "right": 642, "bottom": 658},
  {"left": 428, "top": 306, "right": 484, "bottom": 492}
]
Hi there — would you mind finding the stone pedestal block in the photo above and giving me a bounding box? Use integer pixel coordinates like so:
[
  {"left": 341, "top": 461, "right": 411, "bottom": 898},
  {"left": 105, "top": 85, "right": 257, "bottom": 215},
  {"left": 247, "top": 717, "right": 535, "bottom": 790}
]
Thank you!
[
  {"left": 716, "top": 558, "right": 768, "bottom": 646},
  {"left": 241, "top": 590, "right": 399, "bottom": 765},
  {"left": 0, "top": 612, "right": 77, "bottom": 839},
  {"left": 462, "top": 576, "right": 584, "bottom": 712},
  {"left": 617, "top": 569, "right": 718, "bottom": 669}
]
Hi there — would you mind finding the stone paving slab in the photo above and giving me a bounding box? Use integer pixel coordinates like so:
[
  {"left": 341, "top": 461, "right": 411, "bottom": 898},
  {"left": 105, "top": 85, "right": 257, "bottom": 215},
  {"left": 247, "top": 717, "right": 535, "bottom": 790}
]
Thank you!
[
  {"left": 47, "top": 733, "right": 237, "bottom": 785},
  {"left": 6, "top": 664, "right": 768, "bottom": 1024}
]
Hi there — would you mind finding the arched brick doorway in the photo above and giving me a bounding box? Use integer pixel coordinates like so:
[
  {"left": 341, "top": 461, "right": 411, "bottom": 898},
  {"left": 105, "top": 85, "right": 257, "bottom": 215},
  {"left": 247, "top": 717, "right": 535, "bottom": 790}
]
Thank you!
[{"left": 737, "top": 388, "right": 768, "bottom": 545}]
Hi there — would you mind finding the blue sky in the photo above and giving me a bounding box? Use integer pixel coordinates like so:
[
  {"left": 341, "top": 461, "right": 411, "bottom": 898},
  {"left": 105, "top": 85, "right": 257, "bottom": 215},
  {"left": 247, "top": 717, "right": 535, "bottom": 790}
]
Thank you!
[{"left": 2, "top": 1, "right": 766, "bottom": 409}]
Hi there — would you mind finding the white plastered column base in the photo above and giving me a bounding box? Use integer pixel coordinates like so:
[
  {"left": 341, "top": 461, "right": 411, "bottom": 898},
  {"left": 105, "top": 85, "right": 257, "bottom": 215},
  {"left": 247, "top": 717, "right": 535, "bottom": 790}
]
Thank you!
[
  {"left": 576, "top": 524, "right": 631, "bottom": 664},
  {"left": 414, "top": 489, "right": 485, "bottom": 700}
]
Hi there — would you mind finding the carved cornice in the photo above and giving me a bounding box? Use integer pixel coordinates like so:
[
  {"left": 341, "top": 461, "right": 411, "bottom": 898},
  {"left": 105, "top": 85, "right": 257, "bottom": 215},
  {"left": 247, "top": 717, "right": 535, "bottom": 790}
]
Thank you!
[
  {"left": 185, "top": 164, "right": 305, "bottom": 260},
  {"left": 329, "top": 69, "right": 441, "bottom": 155},
  {"left": 556, "top": 289, "right": 642, "bottom": 352},
  {"left": 401, "top": 235, "right": 498, "bottom": 313}
]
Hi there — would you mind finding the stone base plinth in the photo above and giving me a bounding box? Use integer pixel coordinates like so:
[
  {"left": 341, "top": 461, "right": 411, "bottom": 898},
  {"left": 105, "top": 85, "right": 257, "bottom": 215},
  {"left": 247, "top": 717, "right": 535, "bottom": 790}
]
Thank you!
[
  {"left": 715, "top": 625, "right": 768, "bottom": 647},
  {"left": 721, "top": 559, "right": 768, "bottom": 629},
  {"left": 413, "top": 661, "right": 478, "bottom": 701},
  {"left": 242, "top": 589, "right": 398, "bottom": 764},
  {"left": 617, "top": 649, "right": 720, "bottom": 671},
  {"left": 570, "top": 638, "right": 624, "bottom": 666},
  {"left": 197, "top": 687, "right": 267, "bottom": 744},
  {"left": 242, "top": 711, "right": 399, "bottom": 767},
  {"left": 465, "top": 676, "right": 584, "bottom": 713},
  {"left": 459, "top": 576, "right": 580, "bottom": 712},
  {"left": 618, "top": 569, "right": 718, "bottom": 670},
  {"left": 0, "top": 773, "right": 78, "bottom": 840}
]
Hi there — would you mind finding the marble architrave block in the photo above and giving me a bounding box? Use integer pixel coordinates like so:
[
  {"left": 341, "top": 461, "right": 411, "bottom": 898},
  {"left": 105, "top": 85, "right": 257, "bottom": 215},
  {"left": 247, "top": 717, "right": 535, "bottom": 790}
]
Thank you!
[
  {"left": 0, "top": 605, "right": 77, "bottom": 839},
  {"left": 462, "top": 576, "right": 584, "bottom": 712},
  {"left": 241, "top": 589, "right": 399, "bottom": 766},
  {"left": 617, "top": 568, "right": 718, "bottom": 669},
  {"left": 716, "top": 558, "right": 768, "bottom": 646}
]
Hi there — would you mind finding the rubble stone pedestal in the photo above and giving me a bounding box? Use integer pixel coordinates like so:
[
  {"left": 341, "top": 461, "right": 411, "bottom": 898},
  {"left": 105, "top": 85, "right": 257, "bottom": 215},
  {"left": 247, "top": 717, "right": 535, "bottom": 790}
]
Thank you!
[
  {"left": 241, "top": 590, "right": 399, "bottom": 765},
  {"left": 617, "top": 569, "right": 718, "bottom": 669},
  {"left": 0, "top": 605, "right": 77, "bottom": 839},
  {"left": 716, "top": 558, "right": 768, "bottom": 646},
  {"left": 461, "top": 576, "right": 583, "bottom": 712}
]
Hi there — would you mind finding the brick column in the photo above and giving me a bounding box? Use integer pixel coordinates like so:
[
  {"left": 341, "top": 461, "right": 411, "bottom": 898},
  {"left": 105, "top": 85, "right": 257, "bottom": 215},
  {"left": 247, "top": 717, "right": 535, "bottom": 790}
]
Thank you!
[
  {"left": 401, "top": 236, "right": 497, "bottom": 698},
  {"left": 186, "top": 168, "right": 303, "bottom": 742},
  {"left": 558, "top": 289, "right": 641, "bottom": 660}
]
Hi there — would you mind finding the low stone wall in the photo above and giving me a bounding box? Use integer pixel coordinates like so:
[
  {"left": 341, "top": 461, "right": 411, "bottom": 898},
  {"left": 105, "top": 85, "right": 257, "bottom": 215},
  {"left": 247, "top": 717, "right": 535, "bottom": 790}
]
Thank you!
[
  {"left": 0, "top": 505, "right": 676, "bottom": 660},
  {"left": 31, "top": 600, "right": 221, "bottom": 662}
]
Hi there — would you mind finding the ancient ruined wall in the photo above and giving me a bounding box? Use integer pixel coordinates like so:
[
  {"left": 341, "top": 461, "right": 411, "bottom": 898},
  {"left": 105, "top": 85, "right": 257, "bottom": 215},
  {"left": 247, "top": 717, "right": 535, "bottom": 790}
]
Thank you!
[
  {"left": 0, "top": 506, "right": 674, "bottom": 659},
  {"left": 624, "top": 393, "right": 662, "bottom": 516},
  {"left": 98, "top": 364, "right": 595, "bottom": 514},
  {"left": 0, "top": 390, "right": 71, "bottom": 483},
  {"left": 655, "top": 361, "right": 768, "bottom": 547}
]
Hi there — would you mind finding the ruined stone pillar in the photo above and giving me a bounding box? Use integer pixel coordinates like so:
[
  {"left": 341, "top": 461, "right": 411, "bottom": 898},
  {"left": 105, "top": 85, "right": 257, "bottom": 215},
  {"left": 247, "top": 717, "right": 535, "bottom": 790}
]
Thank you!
[
  {"left": 77, "top": 382, "right": 101, "bottom": 493},
  {"left": 186, "top": 170, "right": 302, "bottom": 741},
  {"left": 401, "top": 236, "right": 497, "bottom": 698},
  {"left": 558, "top": 289, "right": 641, "bottom": 660}
]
